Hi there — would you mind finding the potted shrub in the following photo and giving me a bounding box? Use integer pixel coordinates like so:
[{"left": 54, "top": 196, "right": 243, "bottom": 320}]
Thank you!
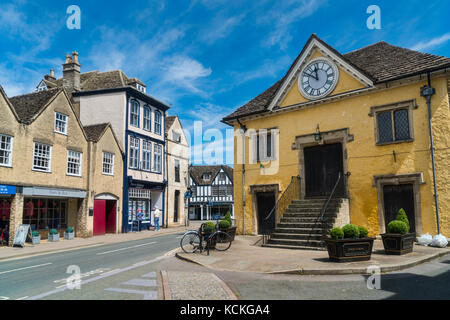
[
  {"left": 48, "top": 229, "right": 60, "bottom": 242},
  {"left": 324, "top": 224, "right": 376, "bottom": 262},
  {"left": 64, "top": 227, "right": 75, "bottom": 240},
  {"left": 202, "top": 222, "right": 217, "bottom": 249},
  {"left": 381, "top": 208, "right": 415, "bottom": 255},
  {"left": 32, "top": 231, "right": 40, "bottom": 244},
  {"left": 219, "top": 212, "right": 237, "bottom": 241}
]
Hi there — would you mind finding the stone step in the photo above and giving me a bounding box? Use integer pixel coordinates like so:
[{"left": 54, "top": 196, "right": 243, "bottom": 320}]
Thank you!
[
  {"left": 287, "top": 204, "right": 341, "bottom": 210},
  {"left": 285, "top": 207, "right": 339, "bottom": 213},
  {"left": 274, "top": 228, "right": 326, "bottom": 235},
  {"left": 280, "top": 218, "right": 336, "bottom": 225},
  {"left": 261, "top": 243, "right": 327, "bottom": 251},
  {"left": 278, "top": 222, "right": 334, "bottom": 229},
  {"left": 290, "top": 199, "right": 343, "bottom": 205},
  {"left": 282, "top": 213, "right": 337, "bottom": 219},
  {"left": 267, "top": 238, "right": 326, "bottom": 248},
  {"left": 270, "top": 233, "right": 324, "bottom": 241}
]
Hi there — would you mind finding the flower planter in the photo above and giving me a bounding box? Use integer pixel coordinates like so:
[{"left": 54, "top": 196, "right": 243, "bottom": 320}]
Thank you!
[
  {"left": 381, "top": 233, "right": 415, "bottom": 255},
  {"left": 32, "top": 235, "right": 40, "bottom": 244},
  {"left": 64, "top": 232, "right": 75, "bottom": 240},
  {"left": 220, "top": 226, "right": 237, "bottom": 241},
  {"left": 325, "top": 237, "right": 376, "bottom": 262},
  {"left": 48, "top": 233, "right": 60, "bottom": 242}
]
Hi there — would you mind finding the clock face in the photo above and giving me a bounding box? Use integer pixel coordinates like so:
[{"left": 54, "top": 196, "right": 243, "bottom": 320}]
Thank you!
[{"left": 299, "top": 59, "right": 339, "bottom": 99}]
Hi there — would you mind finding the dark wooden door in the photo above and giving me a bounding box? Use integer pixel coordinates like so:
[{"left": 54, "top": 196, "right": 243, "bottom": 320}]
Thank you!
[
  {"left": 304, "top": 143, "right": 344, "bottom": 197},
  {"left": 383, "top": 184, "right": 415, "bottom": 234},
  {"left": 257, "top": 192, "right": 276, "bottom": 235},
  {"left": 174, "top": 190, "right": 180, "bottom": 223}
]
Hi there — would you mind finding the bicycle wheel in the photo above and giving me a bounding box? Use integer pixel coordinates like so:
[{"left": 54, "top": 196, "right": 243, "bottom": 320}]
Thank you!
[
  {"left": 212, "top": 231, "right": 232, "bottom": 251},
  {"left": 180, "top": 232, "right": 201, "bottom": 253}
]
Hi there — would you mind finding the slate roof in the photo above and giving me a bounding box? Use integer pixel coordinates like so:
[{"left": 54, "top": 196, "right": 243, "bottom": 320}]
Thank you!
[
  {"left": 223, "top": 34, "right": 450, "bottom": 123},
  {"left": 8, "top": 88, "right": 61, "bottom": 124},
  {"left": 190, "top": 165, "right": 233, "bottom": 185},
  {"left": 83, "top": 123, "right": 109, "bottom": 142}
]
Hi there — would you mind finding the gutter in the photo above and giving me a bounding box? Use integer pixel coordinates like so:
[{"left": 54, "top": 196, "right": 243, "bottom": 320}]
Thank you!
[{"left": 421, "top": 73, "right": 441, "bottom": 234}]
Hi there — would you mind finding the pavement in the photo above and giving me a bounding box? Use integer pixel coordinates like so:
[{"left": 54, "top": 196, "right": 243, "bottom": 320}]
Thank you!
[
  {"left": 176, "top": 236, "right": 450, "bottom": 275},
  {"left": 0, "top": 223, "right": 196, "bottom": 262}
]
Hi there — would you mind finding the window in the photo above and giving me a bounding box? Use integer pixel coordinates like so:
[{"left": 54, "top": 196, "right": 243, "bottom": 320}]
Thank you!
[
  {"left": 154, "top": 144, "right": 162, "bottom": 173},
  {"left": 23, "top": 199, "right": 68, "bottom": 230},
  {"left": 219, "top": 186, "right": 227, "bottom": 196},
  {"left": 0, "top": 134, "right": 13, "bottom": 167},
  {"left": 143, "top": 106, "right": 152, "bottom": 131},
  {"left": 202, "top": 173, "right": 211, "bottom": 181},
  {"left": 173, "top": 131, "right": 181, "bottom": 142},
  {"left": 67, "top": 150, "right": 82, "bottom": 176},
  {"left": 254, "top": 129, "right": 277, "bottom": 162},
  {"left": 174, "top": 159, "right": 180, "bottom": 182},
  {"left": 136, "top": 83, "right": 146, "bottom": 93},
  {"left": 372, "top": 101, "right": 415, "bottom": 145},
  {"left": 142, "top": 141, "right": 152, "bottom": 171},
  {"left": 154, "top": 111, "right": 161, "bottom": 135},
  {"left": 102, "top": 152, "right": 114, "bottom": 175},
  {"left": 33, "top": 143, "right": 52, "bottom": 172},
  {"left": 130, "top": 100, "right": 140, "bottom": 127},
  {"left": 55, "top": 112, "right": 68, "bottom": 135},
  {"left": 218, "top": 172, "right": 226, "bottom": 183},
  {"left": 129, "top": 137, "right": 140, "bottom": 169}
]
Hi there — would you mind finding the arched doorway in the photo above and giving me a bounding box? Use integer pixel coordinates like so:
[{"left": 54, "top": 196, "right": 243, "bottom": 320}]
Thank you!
[{"left": 94, "top": 194, "right": 118, "bottom": 236}]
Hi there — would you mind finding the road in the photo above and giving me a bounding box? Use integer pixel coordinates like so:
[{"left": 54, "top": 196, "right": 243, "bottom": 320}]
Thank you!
[{"left": 0, "top": 232, "right": 449, "bottom": 300}]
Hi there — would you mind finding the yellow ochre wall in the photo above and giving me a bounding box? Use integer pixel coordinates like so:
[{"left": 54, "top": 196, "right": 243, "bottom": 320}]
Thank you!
[{"left": 233, "top": 72, "right": 450, "bottom": 237}]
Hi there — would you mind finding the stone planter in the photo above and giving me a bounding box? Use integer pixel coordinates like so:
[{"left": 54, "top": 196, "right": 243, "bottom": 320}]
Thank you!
[
  {"left": 381, "top": 233, "right": 415, "bottom": 255},
  {"left": 64, "top": 232, "right": 75, "bottom": 240},
  {"left": 324, "top": 237, "right": 376, "bottom": 262},
  {"left": 32, "top": 235, "right": 40, "bottom": 244},
  {"left": 48, "top": 233, "right": 60, "bottom": 242},
  {"left": 220, "top": 226, "right": 237, "bottom": 241}
]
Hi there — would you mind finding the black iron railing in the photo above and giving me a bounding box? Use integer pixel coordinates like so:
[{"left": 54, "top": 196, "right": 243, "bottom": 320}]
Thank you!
[
  {"left": 262, "top": 176, "right": 301, "bottom": 245},
  {"left": 319, "top": 172, "right": 343, "bottom": 222}
]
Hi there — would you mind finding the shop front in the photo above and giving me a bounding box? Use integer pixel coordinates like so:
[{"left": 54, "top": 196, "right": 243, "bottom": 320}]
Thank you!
[
  {"left": 126, "top": 180, "right": 165, "bottom": 232},
  {"left": 0, "top": 185, "right": 15, "bottom": 220}
]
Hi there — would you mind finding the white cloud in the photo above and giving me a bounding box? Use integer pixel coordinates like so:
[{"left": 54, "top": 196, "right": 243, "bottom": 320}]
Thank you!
[
  {"left": 200, "top": 13, "right": 246, "bottom": 44},
  {"left": 411, "top": 33, "right": 450, "bottom": 51}
]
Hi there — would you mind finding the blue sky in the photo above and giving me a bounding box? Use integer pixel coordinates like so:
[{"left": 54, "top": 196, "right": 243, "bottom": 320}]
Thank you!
[{"left": 1, "top": 0, "right": 449, "bottom": 165}]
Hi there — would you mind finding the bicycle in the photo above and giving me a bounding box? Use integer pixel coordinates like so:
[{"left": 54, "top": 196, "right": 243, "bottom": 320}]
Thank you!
[{"left": 180, "top": 222, "right": 232, "bottom": 255}]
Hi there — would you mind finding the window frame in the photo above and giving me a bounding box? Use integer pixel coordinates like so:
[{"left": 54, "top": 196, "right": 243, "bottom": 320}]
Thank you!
[
  {"left": 154, "top": 110, "right": 162, "bottom": 135},
  {"left": 370, "top": 100, "right": 416, "bottom": 146},
  {"left": 153, "top": 144, "right": 162, "bottom": 173},
  {"left": 102, "top": 152, "right": 115, "bottom": 176},
  {"left": 253, "top": 128, "right": 278, "bottom": 163},
  {"left": 130, "top": 100, "right": 140, "bottom": 128},
  {"left": 54, "top": 112, "right": 68, "bottom": 135},
  {"left": 143, "top": 105, "right": 152, "bottom": 132},
  {"left": 129, "top": 137, "right": 140, "bottom": 170},
  {"left": 67, "top": 150, "right": 82, "bottom": 177},
  {"left": 174, "top": 159, "right": 180, "bottom": 182},
  {"left": 142, "top": 140, "right": 152, "bottom": 172},
  {"left": 0, "top": 134, "right": 13, "bottom": 167},
  {"left": 32, "top": 142, "right": 52, "bottom": 173}
]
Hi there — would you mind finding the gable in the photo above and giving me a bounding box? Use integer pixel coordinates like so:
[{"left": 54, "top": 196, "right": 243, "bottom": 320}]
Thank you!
[
  {"left": 279, "top": 49, "right": 368, "bottom": 108},
  {"left": 0, "top": 87, "right": 19, "bottom": 127}
]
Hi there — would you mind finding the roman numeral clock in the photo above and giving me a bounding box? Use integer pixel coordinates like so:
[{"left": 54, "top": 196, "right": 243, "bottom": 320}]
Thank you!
[{"left": 299, "top": 58, "right": 339, "bottom": 100}]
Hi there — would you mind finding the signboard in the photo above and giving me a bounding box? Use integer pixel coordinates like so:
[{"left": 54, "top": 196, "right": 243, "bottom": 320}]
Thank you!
[
  {"left": 22, "top": 187, "right": 86, "bottom": 198},
  {"left": 0, "top": 185, "right": 16, "bottom": 195},
  {"left": 13, "top": 224, "right": 31, "bottom": 248}
]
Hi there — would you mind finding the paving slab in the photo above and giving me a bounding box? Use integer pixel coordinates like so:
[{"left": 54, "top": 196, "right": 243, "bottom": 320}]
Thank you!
[{"left": 176, "top": 236, "right": 450, "bottom": 275}]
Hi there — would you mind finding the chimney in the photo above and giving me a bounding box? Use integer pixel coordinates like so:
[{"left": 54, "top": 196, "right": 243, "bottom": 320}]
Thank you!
[
  {"left": 44, "top": 69, "right": 56, "bottom": 82},
  {"left": 62, "top": 51, "right": 81, "bottom": 92}
]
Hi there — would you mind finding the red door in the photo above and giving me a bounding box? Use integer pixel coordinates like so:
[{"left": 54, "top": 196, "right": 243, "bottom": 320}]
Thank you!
[
  {"left": 93, "top": 200, "right": 106, "bottom": 236},
  {"left": 105, "top": 200, "right": 117, "bottom": 234}
]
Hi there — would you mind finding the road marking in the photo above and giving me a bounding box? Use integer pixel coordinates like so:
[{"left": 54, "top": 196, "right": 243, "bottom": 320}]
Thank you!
[
  {"left": 122, "top": 279, "right": 157, "bottom": 287},
  {"left": 16, "top": 296, "right": 28, "bottom": 300},
  {"left": 0, "top": 263, "right": 52, "bottom": 275},
  {"left": 96, "top": 242, "right": 157, "bottom": 255},
  {"left": 104, "top": 288, "right": 157, "bottom": 300},
  {"left": 141, "top": 271, "right": 157, "bottom": 278},
  {"left": 27, "top": 255, "right": 168, "bottom": 300}
]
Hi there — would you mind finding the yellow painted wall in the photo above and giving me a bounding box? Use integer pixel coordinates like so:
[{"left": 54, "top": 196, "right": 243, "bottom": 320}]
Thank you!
[{"left": 234, "top": 75, "right": 450, "bottom": 237}]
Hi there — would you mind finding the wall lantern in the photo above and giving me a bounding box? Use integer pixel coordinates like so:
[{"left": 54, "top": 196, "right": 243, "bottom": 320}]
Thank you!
[{"left": 314, "top": 124, "right": 322, "bottom": 142}]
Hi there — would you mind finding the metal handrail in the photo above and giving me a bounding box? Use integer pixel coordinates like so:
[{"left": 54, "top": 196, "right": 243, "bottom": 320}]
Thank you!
[{"left": 319, "top": 172, "right": 343, "bottom": 221}]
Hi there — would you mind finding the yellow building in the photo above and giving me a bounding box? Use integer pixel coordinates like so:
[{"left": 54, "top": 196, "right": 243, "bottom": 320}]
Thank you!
[
  {"left": 0, "top": 86, "right": 123, "bottom": 244},
  {"left": 222, "top": 34, "right": 450, "bottom": 248}
]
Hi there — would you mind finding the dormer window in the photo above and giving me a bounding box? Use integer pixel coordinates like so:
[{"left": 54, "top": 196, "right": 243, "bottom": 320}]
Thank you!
[
  {"left": 55, "top": 112, "right": 68, "bottom": 135},
  {"left": 202, "top": 173, "right": 211, "bottom": 181},
  {"left": 136, "top": 83, "right": 146, "bottom": 93},
  {"left": 37, "top": 81, "right": 48, "bottom": 92}
]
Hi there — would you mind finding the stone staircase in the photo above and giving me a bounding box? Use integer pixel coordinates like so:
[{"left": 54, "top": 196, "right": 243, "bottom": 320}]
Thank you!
[{"left": 262, "top": 198, "right": 344, "bottom": 251}]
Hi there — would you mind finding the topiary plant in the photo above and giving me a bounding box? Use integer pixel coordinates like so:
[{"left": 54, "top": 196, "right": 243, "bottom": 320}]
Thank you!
[
  {"left": 330, "top": 227, "right": 344, "bottom": 240},
  {"left": 203, "top": 222, "right": 216, "bottom": 233},
  {"left": 219, "top": 219, "right": 231, "bottom": 229},
  {"left": 66, "top": 227, "right": 74, "bottom": 233},
  {"left": 32, "top": 231, "right": 40, "bottom": 237},
  {"left": 342, "top": 224, "right": 360, "bottom": 239},
  {"left": 358, "top": 226, "right": 369, "bottom": 238},
  {"left": 224, "top": 212, "right": 232, "bottom": 224},
  {"left": 387, "top": 220, "right": 408, "bottom": 234},
  {"left": 49, "top": 229, "right": 58, "bottom": 235},
  {"left": 395, "top": 208, "right": 410, "bottom": 233}
]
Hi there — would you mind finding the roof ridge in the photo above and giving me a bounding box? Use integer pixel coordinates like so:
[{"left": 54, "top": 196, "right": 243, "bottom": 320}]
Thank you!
[
  {"left": 344, "top": 41, "right": 388, "bottom": 55},
  {"left": 9, "top": 87, "right": 60, "bottom": 99}
]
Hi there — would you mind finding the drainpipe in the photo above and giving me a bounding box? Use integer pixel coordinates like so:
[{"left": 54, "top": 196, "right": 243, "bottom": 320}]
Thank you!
[
  {"left": 237, "top": 118, "right": 247, "bottom": 235},
  {"left": 420, "top": 73, "right": 440, "bottom": 234}
]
